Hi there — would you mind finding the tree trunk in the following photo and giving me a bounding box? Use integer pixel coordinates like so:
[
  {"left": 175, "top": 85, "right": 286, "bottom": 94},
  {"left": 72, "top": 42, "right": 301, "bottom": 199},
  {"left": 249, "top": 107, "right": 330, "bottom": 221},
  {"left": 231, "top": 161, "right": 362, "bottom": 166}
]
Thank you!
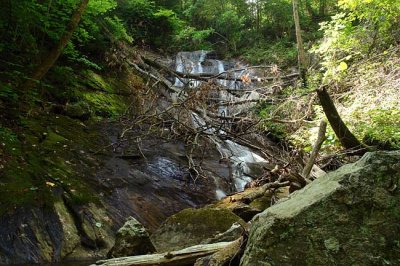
[
  {"left": 317, "top": 87, "right": 363, "bottom": 150},
  {"left": 319, "top": 0, "right": 326, "bottom": 18},
  {"left": 292, "top": 0, "right": 307, "bottom": 81},
  {"left": 23, "top": 0, "right": 89, "bottom": 90}
]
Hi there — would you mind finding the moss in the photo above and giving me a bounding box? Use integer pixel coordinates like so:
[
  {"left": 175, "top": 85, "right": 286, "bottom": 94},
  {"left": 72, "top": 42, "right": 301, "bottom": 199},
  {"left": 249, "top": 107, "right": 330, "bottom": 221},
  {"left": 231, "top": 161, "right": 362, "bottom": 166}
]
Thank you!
[
  {"left": 84, "top": 71, "right": 115, "bottom": 93},
  {"left": 65, "top": 102, "right": 91, "bottom": 120},
  {"left": 0, "top": 113, "right": 105, "bottom": 215},
  {"left": 0, "top": 127, "right": 22, "bottom": 156},
  {"left": 0, "top": 68, "right": 137, "bottom": 216},
  {"left": 83, "top": 92, "right": 126, "bottom": 118}
]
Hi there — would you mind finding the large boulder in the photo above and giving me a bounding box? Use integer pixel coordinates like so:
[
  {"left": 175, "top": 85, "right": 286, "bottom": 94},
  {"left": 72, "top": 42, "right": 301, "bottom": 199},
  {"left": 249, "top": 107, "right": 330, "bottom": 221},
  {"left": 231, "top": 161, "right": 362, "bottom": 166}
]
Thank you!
[
  {"left": 150, "top": 207, "right": 245, "bottom": 252},
  {"left": 108, "top": 217, "right": 155, "bottom": 258},
  {"left": 241, "top": 151, "right": 400, "bottom": 266}
]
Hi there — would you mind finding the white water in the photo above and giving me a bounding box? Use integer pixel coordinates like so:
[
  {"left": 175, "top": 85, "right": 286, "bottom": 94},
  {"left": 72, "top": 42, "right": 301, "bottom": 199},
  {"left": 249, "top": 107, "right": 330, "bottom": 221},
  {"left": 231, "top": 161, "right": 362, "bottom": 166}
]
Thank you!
[
  {"left": 174, "top": 50, "right": 207, "bottom": 87},
  {"left": 174, "top": 51, "right": 266, "bottom": 198}
]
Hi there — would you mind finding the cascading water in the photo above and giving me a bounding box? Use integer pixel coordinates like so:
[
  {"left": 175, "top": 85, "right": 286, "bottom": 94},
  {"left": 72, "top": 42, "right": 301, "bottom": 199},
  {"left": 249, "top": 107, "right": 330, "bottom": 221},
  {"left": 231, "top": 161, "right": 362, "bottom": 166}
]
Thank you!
[
  {"left": 174, "top": 50, "right": 208, "bottom": 87},
  {"left": 174, "top": 51, "right": 266, "bottom": 199}
]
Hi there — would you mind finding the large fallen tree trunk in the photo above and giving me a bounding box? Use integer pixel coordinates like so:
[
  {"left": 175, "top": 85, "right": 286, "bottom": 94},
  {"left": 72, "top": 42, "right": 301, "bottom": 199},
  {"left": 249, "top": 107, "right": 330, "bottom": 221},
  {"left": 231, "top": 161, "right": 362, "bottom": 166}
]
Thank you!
[{"left": 91, "top": 241, "right": 236, "bottom": 266}]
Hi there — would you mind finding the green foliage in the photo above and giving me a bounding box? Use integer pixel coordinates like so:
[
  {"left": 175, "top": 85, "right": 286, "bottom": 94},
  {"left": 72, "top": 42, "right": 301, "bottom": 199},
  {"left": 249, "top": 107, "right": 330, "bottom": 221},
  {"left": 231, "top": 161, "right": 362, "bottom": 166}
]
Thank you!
[
  {"left": 174, "top": 26, "right": 215, "bottom": 51},
  {"left": 104, "top": 16, "right": 133, "bottom": 43},
  {"left": 152, "top": 8, "right": 184, "bottom": 48},
  {"left": 114, "top": 0, "right": 184, "bottom": 50},
  {"left": 0, "top": 83, "right": 18, "bottom": 103},
  {"left": 357, "top": 109, "right": 400, "bottom": 150},
  {"left": 215, "top": 10, "right": 245, "bottom": 53},
  {"left": 313, "top": 0, "right": 400, "bottom": 81},
  {"left": 0, "top": 127, "right": 20, "bottom": 156},
  {"left": 261, "top": 0, "right": 294, "bottom": 39},
  {"left": 243, "top": 40, "right": 298, "bottom": 66}
]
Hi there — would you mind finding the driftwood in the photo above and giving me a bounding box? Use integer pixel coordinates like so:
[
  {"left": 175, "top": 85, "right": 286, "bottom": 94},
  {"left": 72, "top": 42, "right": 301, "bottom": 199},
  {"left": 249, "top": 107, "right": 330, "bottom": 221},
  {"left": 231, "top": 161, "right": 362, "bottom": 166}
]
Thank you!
[
  {"left": 302, "top": 120, "right": 327, "bottom": 180},
  {"left": 91, "top": 241, "right": 236, "bottom": 266}
]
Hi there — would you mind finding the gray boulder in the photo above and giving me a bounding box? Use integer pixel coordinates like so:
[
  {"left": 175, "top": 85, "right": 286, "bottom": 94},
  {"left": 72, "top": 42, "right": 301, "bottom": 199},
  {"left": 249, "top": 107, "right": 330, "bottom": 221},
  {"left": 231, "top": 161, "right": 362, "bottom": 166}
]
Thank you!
[
  {"left": 241, "top": 151, "right": 400, "bottom": 266},
  {"left": 108, "top": 217, "right": 155, "bottom": 258}
]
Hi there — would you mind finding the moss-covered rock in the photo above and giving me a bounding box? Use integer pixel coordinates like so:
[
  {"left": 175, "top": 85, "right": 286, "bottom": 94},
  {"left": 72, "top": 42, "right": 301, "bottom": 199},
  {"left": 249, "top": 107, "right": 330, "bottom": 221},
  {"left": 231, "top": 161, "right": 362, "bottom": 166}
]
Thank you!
[
  {"left": 150, "top": 207, "right": 245, "bottom": 253},
  {"left": 241, "top": 151, "right": 400, "bottom": 266},
  {"left": 65, "top": 102, "right": 91, "bottom": 121},
  {"left": 108, "top": 217, "right": 155, "bottom": 258}
]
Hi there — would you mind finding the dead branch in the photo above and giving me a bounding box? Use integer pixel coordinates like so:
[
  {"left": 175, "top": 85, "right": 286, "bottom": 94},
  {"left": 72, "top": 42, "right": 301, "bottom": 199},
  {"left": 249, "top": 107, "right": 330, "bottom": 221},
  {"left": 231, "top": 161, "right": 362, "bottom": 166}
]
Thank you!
[
  {"left": 302, "top": 120, "right": 327, "bottom": 180},
  {"left": 92, "top": 241, "right": 237, "bottom": 266},
  {"left": 240, "top": 181, "right": 291, "bottom": 203}
]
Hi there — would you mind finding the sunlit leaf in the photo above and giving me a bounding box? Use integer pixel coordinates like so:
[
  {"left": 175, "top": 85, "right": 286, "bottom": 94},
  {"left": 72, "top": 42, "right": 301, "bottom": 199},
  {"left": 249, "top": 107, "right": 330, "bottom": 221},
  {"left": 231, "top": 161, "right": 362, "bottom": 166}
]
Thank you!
[{"left": 338, "top": 62, "right": 348, "bottom": 71}]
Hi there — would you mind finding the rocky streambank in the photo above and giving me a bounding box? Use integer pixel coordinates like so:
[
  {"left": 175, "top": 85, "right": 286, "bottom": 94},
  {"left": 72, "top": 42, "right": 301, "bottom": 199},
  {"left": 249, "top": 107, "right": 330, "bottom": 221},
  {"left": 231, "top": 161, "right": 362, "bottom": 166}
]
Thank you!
[{"left": 94, "top": 150, "right": 400, "bottom": 266}]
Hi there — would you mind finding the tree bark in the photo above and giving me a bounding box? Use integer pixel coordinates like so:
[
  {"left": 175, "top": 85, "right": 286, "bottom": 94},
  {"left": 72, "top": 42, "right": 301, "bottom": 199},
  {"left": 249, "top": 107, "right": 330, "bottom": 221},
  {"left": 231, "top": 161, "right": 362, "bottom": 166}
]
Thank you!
[
  {"left": 23, "top": 0, "right": 89, "bottom": 90},
  {"left": 292, "top": 0, "right": 307, "bottom": 81},
  {"left": 317, "top": 87, "right": 362, "bottom": 150}
]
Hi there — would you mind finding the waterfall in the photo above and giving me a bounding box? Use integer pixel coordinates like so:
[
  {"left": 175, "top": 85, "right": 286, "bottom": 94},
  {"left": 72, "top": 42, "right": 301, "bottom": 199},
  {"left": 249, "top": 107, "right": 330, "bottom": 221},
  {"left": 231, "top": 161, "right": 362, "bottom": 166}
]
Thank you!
[
  {"left": 173, "top": 51, "right": 266, "bottom": 198},
  {"left": 174, "top": 50, "right": 207, "bottom": 87}
]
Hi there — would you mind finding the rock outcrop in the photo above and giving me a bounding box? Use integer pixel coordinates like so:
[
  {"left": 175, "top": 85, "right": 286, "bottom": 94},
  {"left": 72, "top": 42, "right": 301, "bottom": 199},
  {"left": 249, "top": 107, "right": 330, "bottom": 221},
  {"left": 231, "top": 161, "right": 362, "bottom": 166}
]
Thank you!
[
  {"left": 108, "top": 217, "right": 155, "bottom": 258},
  {"left": 150, "top": 207, "right": 246, "bottom": 252},
  {"left": 241, "top": 151, "right": 400, "bottom": 266}
]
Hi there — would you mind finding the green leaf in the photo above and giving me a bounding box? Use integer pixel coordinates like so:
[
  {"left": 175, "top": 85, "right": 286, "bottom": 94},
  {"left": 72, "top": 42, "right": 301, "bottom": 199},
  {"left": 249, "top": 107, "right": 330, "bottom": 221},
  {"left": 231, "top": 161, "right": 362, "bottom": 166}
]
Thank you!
[{"left": 338, "top": 61, "right": 348, "bottom": 71}]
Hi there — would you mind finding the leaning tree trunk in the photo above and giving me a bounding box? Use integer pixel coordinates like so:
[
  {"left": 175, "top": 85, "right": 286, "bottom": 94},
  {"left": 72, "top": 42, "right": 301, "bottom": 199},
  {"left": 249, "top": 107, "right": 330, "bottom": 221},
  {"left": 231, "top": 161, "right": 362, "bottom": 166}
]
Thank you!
[
  {"left": 292, "top": 0, "right": 307, "bottom": 81},
  {"left": 317, "top": 86, "right": 362, "bottom": 150},
  {"left": 23, "top": 0, "right": 89, "bottom": 90}
]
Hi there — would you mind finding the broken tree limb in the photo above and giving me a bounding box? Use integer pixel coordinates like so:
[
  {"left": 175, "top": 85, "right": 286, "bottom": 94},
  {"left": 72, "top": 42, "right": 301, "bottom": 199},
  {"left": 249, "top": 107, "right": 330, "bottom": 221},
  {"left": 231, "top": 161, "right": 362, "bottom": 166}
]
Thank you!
[
  {"left": 91, "top": 241, "right": 237, "bottom": 266},
  {"left": 317, "top": 86, "right": 363, "bottom": 151},
  {"left": 302, "top": 120, "right": 327, "bottom": 180},
  {"left": 240, "top": 181, "right": 291, "bottom": 204}
]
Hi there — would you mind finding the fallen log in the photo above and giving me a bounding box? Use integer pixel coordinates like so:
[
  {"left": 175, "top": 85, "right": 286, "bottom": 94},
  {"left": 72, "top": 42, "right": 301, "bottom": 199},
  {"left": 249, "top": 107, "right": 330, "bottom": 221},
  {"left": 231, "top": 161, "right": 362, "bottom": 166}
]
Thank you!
[{"left": 91, "top": 241, "right": 236, "bottom": 266}]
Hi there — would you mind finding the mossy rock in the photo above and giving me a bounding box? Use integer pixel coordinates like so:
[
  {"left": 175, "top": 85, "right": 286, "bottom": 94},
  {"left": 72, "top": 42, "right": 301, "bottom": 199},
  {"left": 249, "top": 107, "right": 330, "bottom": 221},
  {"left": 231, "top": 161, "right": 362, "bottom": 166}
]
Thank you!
[
  {"left": 65, "top": 102, "right": 91, "bottom": 121},
  {"left": 83, "top": 92, "right": 126, "bottom": 118},
  {"left": 108, "top": 217, "right": 155, "bottom": 258},
  {"left": 0, "top": 114, "right": 103, "bottom": 215},
  {"left": 150, "top": 207, "right": 245, "bottom": 252}
]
